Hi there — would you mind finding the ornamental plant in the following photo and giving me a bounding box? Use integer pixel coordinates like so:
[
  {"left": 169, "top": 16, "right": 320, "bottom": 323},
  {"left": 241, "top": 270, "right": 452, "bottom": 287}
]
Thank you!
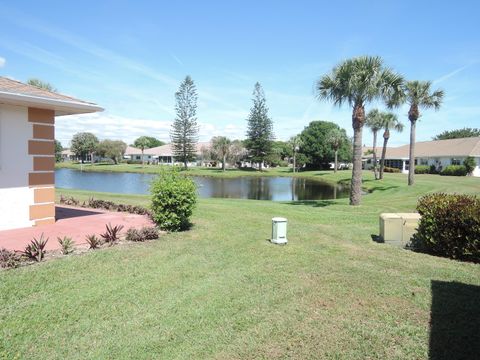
[{"left": 150, "top": 169, "right": 197, "bottom": 231}]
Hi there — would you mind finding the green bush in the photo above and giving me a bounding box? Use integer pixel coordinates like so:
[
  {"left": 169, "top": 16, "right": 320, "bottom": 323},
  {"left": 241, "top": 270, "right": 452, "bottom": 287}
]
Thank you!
[
  {"left": 440, "top": 165, "right": 467, "bottom": 176},
  {"left": 414, "top": 165, "right": 430, "bottom": 174},
  {"left": 429, "top": 164, "right": 438, "bottom": 174},
  {"left": 463, "top": 156, "right": 476, "bottom": 175},
  {"left": 383, "top": 166, "right": 401, "bottom": 173},
  {"left": 151, "top": 170, "right": 197, "bottom": 231},
  {"left": 410, "top": 193, "right": 480, "bottom": 263}
]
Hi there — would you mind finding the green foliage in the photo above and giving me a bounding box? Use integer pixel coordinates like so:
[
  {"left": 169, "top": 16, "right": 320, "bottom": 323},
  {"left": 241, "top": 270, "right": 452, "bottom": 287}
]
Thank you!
[
  {"left": 70, "top": 132, "right": 99, "bottom": 162},
  {"left": 299, "top": 121, "right": 350, "bottom": 168},
  {"left": 411, "top": 193, "right": 480, "bottom": 262},
  {"left": 383, "top": 167, "right": 401, "bottom": 173},
  {"left": 54, "top": 140, "right": 63, "bottom": 162},
  {"left": 245, "top": 82, "right": 274, "bottom": 167},
  {"left": 0, "top": 248, "right": 21, "bottom": 269},
  {"left": 433, "top": 128, "right": 480, "bottom": 140},
  {"left": 151, "top": 169, "right": 197, "bottom": 231},
  {"left": 57, "top": 236, "right": 74, "bottom": 255},
  {"left": 170, "top": 76, "right": 199, "bottom": 168},
  {"left": 21, "top": 234, "right": 48, "bottom": 262},
  {"left": 125, "top": 228, "right": 144, "bottom": 242},
  {"left": 133, "top": 136, "right": 165, "bottom": 149},
  {"left": 414, "top": 165, "right": 430, "bottom": 174},
  {"left": 440, "top": 165, "right": 467, "bottom": 176},
  {"left": 85, "top": 235, "right": 102, "bottom": 249},
  {"left": 100, "top": 224, "right": 124, "bottom": 245},
  {"left": 96, "top": 139, "right": 127, "bottom": 164},
  {"left": 463, "top": 156, "right": 476, "bottom": 175},
  {"left": 211, "top": 136, "right": 232, "bottom": 170},
  {"left": 429, "top": 164, "right": 438, "bottom": 174},
  {"left": 27, "top": 78, "right": 57, "bottom": 92}
]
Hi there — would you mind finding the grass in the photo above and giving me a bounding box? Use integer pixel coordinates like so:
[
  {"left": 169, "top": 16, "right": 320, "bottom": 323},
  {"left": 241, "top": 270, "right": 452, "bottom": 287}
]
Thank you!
[{"left": 2, "top": 173, "right": 480, "bottom": 359}]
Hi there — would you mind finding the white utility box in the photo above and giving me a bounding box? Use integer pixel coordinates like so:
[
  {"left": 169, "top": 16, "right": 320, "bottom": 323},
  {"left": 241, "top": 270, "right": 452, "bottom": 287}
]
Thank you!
[
  {"left": 379, "top": 213, "right": 421, "bottom": 247},
  {"left": 271, "top": 217, "right": 288, "bottom": 244}
]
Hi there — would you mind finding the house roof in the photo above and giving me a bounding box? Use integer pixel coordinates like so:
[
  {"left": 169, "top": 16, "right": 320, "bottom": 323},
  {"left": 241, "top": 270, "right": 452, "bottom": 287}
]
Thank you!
[
  {"left": 126, "top": 142, "right": 211, "bottom": 157},
  {"left": 364, "top": 137, "right": 480, "bottom": 159},
  {"left": 0, "top": 77, "right": 103, "bottom": 116}
]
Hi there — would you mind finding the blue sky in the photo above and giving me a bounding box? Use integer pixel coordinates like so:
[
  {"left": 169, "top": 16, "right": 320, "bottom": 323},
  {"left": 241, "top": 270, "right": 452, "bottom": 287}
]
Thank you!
[{"left": 1, "top": 0, "right": 479, "bottom": 147}]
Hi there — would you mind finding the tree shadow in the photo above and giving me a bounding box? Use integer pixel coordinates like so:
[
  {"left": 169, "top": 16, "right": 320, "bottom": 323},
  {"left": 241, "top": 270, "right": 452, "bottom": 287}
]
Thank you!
[
  {"left": 283, "top": 200, "right": 339, "bottom": 208},
  {"left": 429, "top": 280, "right": 480, "bottom": 359}
]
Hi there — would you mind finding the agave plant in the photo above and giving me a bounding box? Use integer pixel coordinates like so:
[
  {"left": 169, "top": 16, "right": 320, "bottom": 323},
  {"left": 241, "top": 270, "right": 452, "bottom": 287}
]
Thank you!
[
  {"left": 100, "top": 223, "right": 124, "bottom": 245},
  {"left": 22, "top": 234, "right": 49, "bottom": 262},
  {"left": 57, "top": 236, "right": 74, "bottom": 255}
]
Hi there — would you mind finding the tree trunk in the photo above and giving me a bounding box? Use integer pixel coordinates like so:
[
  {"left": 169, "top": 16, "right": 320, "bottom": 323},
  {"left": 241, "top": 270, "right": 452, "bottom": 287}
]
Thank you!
[
  {"left": 408, "top": 120, "right": 416, "bottom": 185},
  {"left": 293, "top": 152, "right": 296, "bottom": 173},
  {"left": 334, "top": 149, "right": 338, "bottom": 174},
  {"left": 372, "top": 130, "right": 378, "bottom": 180},
  {"left": 91, "top": 152, "right": 94, "bottom": 165},
  {"left": 350, "top": 104, "right": 365, "bottom": 206},
  {"left": 259, "top": 161, "right": 263, "bottom": 171},
  {"left": 222, "top": 154, "right": 226, "bottom": 172},
  {"left": 141, "top": 149, "right": 145, "bottom": 168},
  {"left": 379, "top": 130, "right": 389, "bottom": 179}
]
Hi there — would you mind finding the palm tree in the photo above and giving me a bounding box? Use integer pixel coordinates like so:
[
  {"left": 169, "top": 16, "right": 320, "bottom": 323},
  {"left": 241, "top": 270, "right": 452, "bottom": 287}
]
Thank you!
[
  {"left": 378, "top": 113, "right": 404, "bottom": 179},
  {"left": 396, "top": 81, "right": 444, "bottom": 185},
  {"left": 365, "top": 109, "right": 385, "bottom": 180},
  {"left": 288, "top": 135, "right": 302, "bottom": 173},
  {"left": 134, "top": 136, "right": 150, "bottom": 167},
  {"left": 316, "top": 56, "right": 403, "bottom": 205},
  {"left": 212, "top": 136, "right": 232, "bottom": 172},
  {"left": 327, "top": 128, "right": 345, "bottom": 173}
]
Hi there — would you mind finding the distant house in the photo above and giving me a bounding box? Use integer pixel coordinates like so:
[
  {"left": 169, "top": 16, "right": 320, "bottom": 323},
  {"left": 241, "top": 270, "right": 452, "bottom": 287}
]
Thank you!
[
  {"left": 125, "top": 142, "right": 212, "bottom": 165},
  {"left": 0, "top": 77, "right": 102, "bottom": 230},
  {"left": 363, "top": 137, "right": 480, "bottom": 176}
]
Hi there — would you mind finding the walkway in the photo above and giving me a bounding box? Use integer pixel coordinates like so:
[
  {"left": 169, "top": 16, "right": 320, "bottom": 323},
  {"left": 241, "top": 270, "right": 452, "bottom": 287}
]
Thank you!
[{"left": 0, "top": 206, "right": 154, "bottom": 251}]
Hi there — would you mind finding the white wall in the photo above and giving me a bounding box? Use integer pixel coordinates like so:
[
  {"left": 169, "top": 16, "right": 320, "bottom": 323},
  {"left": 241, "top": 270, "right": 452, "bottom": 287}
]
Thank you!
[{"left": 0, "top": 104, "right": 34, "bottom": 230}]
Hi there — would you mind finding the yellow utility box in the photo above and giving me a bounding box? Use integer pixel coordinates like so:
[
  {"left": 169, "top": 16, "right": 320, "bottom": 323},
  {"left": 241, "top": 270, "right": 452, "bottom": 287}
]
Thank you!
[{"left": 379, "top": 213, "right": 421, "bottom": 247}]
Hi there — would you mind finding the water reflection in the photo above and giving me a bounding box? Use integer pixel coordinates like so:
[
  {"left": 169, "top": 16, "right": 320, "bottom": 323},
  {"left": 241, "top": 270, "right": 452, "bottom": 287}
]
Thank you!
[{"left": 55, "top": 169, "right": 349, "bottom": 201}]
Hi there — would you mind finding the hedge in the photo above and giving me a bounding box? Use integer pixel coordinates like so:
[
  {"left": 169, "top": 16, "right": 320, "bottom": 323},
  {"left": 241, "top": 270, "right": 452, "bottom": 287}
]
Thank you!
[{"left": 440, "top": 165, "right": 467, "bottom": 176}]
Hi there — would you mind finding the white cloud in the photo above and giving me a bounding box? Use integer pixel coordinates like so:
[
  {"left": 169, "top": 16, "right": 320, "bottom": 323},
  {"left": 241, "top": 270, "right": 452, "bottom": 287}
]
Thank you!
[{"left": 0, "top": 56, "right": 5, "bottom": 67}]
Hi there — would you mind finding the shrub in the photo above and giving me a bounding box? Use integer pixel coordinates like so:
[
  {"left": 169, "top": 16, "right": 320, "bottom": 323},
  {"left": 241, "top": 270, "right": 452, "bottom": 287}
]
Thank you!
[
  {"left": 57, "top": 236, "right": 74, "bottom": 255},
  {"left": 22, "top": 234, "right": 48, "bottom": 262},
  {"left": 151, "top": 169, "right": 197, "bottom": 231},
  {"left": 141, "top": 226, "right": 159, "bottom": 240},
  {"left": 463, "top": 156, "right": 476, "bottom": 175},
  {"left": 125, "top": 228, "right": 143, "bottom": 242},
  {"left": 383, "top": 166, "right": 401, "bottom": 173},
  {"left": 100, "top": 223, "right": 124, "bottom": 245},
  {"left": 440, "top": 165, "right": 467, "bottom": 176},
  {"left": 429, "top": 164, "right": 438, "bottom": 174},
  {"left": 85, "top": 234, "right": 102, "bottom": 249},
  {"left": 0, "top": 248, "right": 21, "bottom": 269},
  {"left": 415, "top": 165, "right": 430, "bottom": 174},
  {"left": 410, "top": 193, "right": 480, "bottom": 262}
]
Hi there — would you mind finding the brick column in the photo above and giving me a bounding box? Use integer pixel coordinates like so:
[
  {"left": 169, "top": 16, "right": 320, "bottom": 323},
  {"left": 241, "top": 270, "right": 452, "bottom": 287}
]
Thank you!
[{"left": 28, "top": 108, "right": 56, "bottom": 226}]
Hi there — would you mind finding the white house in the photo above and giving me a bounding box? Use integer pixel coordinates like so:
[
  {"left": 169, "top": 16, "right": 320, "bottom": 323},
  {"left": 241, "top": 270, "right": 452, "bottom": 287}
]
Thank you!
[
  {"left": 363, "top": 137, "right": 480, "bottom": 176},
  {"left": 0, "top": 77, "right": 102, "bottom": 230},
  {"left": 125, "top": 142, "right": 212, "bottom": 165}
]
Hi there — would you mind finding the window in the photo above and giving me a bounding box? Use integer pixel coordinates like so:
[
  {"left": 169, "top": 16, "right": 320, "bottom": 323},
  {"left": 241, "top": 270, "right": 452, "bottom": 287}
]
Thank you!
[
  {"left": 451, "top": 158, "right": 461, "bottom": 165},
  {"left": 385, "top": 159, "right": 403, "bottom": 170}
]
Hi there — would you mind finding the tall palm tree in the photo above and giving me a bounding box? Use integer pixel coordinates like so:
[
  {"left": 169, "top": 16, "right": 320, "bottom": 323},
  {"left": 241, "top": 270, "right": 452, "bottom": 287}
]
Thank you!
[
  {"left": 396, "top": 81, "right": 444, "bottom": 185},
  {"left": 134, "top": 136, "right": 150, "bottom": 167},
  {"left": 365, "top": 109, "right": 384, "bottom": 180},
  {"left": 316, "top": 56, "right": 403, "bottom": 205},
  {"left": 288, "top": 135, "right": 302, "bottom": 173},
  {"left": 378, "top": 113, "right": 404, "bottom": 179},
  {"left": 327, "top": 128, "right": 345, "bottom": 173}
]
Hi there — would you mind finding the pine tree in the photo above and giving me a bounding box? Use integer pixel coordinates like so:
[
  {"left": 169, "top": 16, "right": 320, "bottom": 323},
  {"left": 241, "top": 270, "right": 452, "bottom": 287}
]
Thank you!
[
  {"left": 170, "top": 76, "right": 199, "bottom": 169},
  {"left": 245, "top": 82, "right": 274, "bottom": 170}
]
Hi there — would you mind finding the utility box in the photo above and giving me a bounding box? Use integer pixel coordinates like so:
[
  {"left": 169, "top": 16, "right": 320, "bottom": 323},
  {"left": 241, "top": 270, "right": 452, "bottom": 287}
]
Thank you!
[
  {"left": 271, "top": 217, "right": 287, "bottom": 244},
  {"left": 379, "top": 213, "right": 421, "bottom": 247}
]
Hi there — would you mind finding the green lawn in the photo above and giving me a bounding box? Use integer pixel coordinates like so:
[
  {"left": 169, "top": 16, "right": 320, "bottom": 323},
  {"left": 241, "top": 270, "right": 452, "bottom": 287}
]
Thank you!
[{"left": 2, "top": 173, "right": 480, "bottom": 359}]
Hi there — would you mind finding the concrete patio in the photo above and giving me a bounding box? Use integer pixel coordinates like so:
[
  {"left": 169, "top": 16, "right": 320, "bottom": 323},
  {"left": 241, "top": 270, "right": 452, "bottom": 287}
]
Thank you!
[{"left": 0, "top": 206, "right": 154, "bottom": 251}]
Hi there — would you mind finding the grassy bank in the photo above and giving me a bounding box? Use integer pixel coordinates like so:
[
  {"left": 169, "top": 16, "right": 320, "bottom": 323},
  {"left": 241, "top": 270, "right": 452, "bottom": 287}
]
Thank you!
[{"left": 2, "top": 174, "right": 480, "bottom": 358}]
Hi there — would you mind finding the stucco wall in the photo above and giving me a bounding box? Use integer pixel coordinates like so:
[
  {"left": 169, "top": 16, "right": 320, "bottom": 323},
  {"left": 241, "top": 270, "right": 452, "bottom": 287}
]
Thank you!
[{"left": 0, "top": 105, "right": 35, "bottom": 230}]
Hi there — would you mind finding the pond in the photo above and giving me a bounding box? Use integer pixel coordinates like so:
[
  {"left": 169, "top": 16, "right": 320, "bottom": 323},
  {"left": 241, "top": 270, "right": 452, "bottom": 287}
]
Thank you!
[{"left": 55, "top": 168, "right": 349, "bottom": 201}]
